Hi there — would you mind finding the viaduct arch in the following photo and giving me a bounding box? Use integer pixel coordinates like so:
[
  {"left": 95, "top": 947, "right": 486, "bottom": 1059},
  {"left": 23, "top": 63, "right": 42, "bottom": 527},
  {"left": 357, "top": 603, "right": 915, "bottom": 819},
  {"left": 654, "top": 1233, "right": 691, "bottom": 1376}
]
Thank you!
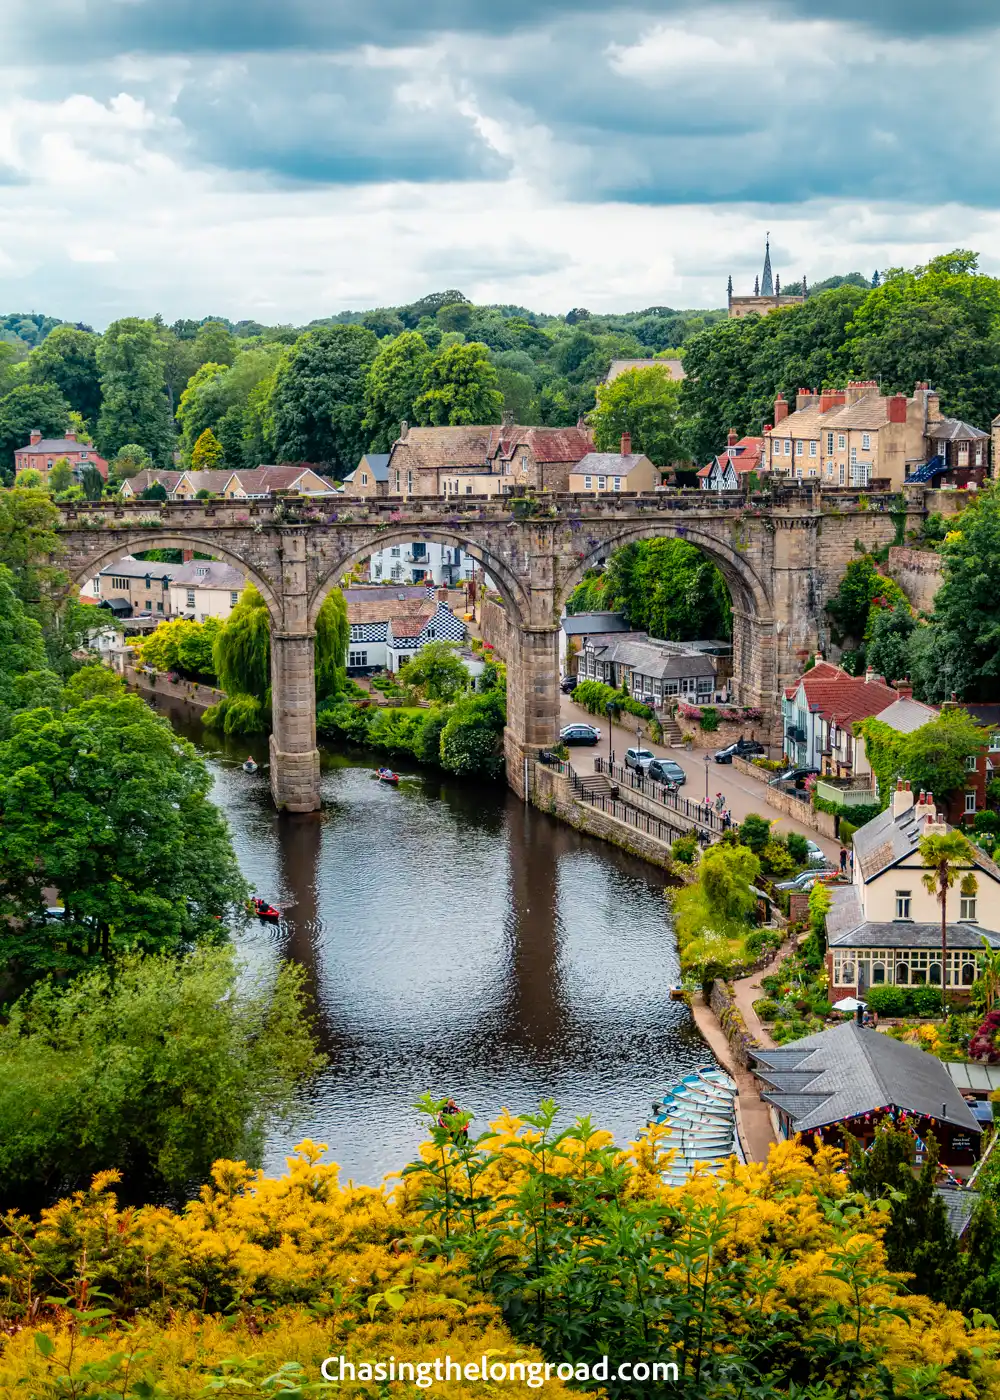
[{"left": 54, "top": 484, "right": 930, "bottom": 811}]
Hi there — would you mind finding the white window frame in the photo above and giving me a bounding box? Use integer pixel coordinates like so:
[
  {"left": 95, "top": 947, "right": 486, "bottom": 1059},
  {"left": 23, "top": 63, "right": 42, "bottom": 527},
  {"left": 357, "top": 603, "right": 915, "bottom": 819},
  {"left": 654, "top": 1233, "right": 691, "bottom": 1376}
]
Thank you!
[
  {"left": 809, "top": 440, "right": 817, "bottom": 457},
  {"left": 613, "top": 476, "right": 622, "bottom": 491},
  {"left": 783, "top": 439, "right": 791, "bottom": 456},
  {"left": 862, "top": 433, "right": 871, "bottom": 450},
  {"left": 584, "top": 476, "right": 592, "bottom": 490},
  {"left": 961, "top": 895, "right": 978, "bottom": 921},
  {"left": 965, "top": 791, "right": 977, "bottom": 814},
  {"left": 895, "top": 890, "right": 911, "bottom": 920},
  {"left": 795, "top": 440, "right": 804, "bottom": 457},
  {"left": 966, "top": 754, "right": 978, "bottom": 771},
  {"left": 838, "top": 434, "right": 846, "bottom": 449}
]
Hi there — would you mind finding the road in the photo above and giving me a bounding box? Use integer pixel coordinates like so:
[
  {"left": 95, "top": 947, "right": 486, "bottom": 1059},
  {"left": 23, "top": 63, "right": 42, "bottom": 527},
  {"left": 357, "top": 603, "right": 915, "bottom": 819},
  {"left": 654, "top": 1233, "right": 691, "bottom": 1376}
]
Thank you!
[{"left": 558, "top": 692, "right": 840, "bottom": 860}]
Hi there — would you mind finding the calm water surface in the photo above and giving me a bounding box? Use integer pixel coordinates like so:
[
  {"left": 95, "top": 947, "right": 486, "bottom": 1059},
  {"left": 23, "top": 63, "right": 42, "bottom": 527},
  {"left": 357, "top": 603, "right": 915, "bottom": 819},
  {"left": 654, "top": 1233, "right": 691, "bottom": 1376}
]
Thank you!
[{"left": 154, "top": 698, "right": 710, "bottom": 1184}]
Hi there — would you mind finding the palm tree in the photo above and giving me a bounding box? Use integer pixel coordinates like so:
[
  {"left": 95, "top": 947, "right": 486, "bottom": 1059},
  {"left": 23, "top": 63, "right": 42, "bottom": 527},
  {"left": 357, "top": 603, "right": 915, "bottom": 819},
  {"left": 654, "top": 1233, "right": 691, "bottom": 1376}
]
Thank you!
[
  {"left": 919, "top": 830, "right": 976, "bottom": 1017},
  {"left": 978, "top": 934, "right": 1000, "bottom": 1013}
]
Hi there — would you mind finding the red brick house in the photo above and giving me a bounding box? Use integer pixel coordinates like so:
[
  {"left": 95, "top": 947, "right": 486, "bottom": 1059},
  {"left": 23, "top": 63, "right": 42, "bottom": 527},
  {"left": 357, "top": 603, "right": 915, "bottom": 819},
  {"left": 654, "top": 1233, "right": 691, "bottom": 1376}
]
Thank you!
[{"left": 15, "top": 430, "right": 108, "bottom": 482}]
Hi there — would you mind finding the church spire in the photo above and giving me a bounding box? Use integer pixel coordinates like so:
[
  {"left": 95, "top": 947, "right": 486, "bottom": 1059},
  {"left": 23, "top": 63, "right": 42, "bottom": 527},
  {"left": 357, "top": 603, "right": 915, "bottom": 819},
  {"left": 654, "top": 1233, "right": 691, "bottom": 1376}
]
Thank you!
[
  {"left": 727, "top": 274, "right": 733, "bottom": 303},
  {"left": 761, "top": 233, "right": 774, "bottom": 297}
]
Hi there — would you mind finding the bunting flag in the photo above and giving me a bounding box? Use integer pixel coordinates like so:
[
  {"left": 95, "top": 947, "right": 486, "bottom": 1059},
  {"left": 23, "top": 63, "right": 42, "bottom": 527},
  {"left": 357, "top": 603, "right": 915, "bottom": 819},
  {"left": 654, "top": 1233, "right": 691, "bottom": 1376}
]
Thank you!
[{"left": 849, "top": 1106, "right": 968, "bottom": 1189}]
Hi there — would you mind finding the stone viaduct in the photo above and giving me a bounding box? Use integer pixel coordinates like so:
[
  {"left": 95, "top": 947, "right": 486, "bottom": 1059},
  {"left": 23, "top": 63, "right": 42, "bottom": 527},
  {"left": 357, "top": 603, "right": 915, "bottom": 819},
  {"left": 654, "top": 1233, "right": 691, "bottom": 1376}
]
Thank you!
[{"left": 54, "top": 484, "right": 934, "bottom": 811}]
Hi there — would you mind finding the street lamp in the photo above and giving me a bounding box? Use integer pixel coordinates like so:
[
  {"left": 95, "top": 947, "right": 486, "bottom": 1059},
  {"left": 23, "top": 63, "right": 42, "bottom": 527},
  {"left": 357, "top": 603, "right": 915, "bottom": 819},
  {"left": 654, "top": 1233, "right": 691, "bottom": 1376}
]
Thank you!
[
  {"left": 704, "top": 753, "right": 711, "bottom": 802},
  {"left": 605, "top": 699, "right": 615, "bottom": 771}
]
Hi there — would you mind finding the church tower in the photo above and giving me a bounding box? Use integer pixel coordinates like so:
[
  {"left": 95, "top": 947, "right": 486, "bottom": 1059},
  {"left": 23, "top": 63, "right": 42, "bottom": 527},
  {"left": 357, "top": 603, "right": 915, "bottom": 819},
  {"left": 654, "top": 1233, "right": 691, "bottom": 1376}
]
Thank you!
[{"left": 727, "top": 234, "right": 806, "bottom": 319}]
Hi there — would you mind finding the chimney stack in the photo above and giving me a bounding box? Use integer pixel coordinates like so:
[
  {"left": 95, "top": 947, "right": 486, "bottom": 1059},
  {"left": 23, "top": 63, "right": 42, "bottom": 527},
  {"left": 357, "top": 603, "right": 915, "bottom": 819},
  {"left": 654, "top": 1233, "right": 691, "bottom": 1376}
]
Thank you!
[
  {"left": 887, "top": 394, "right": 907, "bottom": 424},
  {"left": 774, "top": 394, "right": 789, "bottom": 424},
  {"left": 399, "top": 420, "right": 409, "bottom": 440},
  {"left": 620, "top": 431, "right": 632, "bottom": 456},
  {"left": 893, "top": 677, "right": 913, "bottom": 700},
  {"left": 29, "top": 428, "right": 41, "bottom": 445},
  {"left": 864, "top": 666, "right": 875, "bottom": 684},
  {"left": 727, "top": 429, "right": 737, "bottom": 449},
  {"left": 892, "top": 778, "right": 915, "bottom": 820},
  {"left": 64, "top": 430, "right": 76, "bottom": 443}
]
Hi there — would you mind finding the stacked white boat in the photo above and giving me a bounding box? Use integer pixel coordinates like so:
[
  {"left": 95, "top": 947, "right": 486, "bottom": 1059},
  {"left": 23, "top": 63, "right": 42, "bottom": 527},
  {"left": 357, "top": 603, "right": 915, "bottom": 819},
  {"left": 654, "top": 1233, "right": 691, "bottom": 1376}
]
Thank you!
[{"left": 648, "top": 1065, "right": 739, "bottom": 1187}]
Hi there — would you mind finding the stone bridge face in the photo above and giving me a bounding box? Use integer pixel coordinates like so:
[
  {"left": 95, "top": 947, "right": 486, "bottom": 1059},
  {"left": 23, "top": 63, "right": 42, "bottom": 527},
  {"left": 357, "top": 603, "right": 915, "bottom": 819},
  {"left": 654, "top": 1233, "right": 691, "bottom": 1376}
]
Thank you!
[{"left": 55, "top": 485, "right": 930, "bottom": 810}]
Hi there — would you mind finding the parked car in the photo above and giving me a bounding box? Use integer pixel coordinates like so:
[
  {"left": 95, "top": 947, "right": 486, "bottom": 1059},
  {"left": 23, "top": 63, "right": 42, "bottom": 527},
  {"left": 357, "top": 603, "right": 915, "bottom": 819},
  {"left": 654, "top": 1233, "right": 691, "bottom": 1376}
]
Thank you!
[
  {"left": 713, "top": 737, "right": 766, "bottom": 764},
  {"left": 804, "top": 839, "right": 828, "bottom": 867},
  {"left": 775, "top": 766, "right": 819, "bottom": 788},
  {"left": 625, "top": 747, "right": 656, "bottom": 772},
  {"left": 560, "top": 674, "right": 577, "bottom": 693},
  {"left": 646, "top": 757, "right": 687, "bottom": 785},
  {"left": 775, "top": 868, "right": 836, "bottom": 892},
  {"left": 560, "top": 723, "right": 601, "bottom": 746}
]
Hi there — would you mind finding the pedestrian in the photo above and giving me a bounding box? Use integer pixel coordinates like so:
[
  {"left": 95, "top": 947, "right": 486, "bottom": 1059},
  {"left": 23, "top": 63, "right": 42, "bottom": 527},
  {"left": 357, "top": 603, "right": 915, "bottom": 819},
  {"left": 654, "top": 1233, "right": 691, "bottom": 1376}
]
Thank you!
[
  {"left": 871, "top": 1011, "right": 879, "bottom": 1030},
  {"left": 839, "top": 845, "right": 848, "bottom": 873},
  {"left": 715, "top": 792, "right": 725, "bottom": 812}
]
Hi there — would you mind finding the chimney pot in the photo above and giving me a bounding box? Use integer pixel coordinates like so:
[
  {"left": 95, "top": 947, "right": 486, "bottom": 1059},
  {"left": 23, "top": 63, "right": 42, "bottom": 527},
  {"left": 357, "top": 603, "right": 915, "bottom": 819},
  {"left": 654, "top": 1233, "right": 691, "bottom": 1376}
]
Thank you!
[
  {"left": 773, "top": 394, "right": 789, "bottom": 425},
  {"left": 399, "top": 420, "right": 409, "bottom": 440},
  {"left": 620, "top": 431, "right": 632, "bottom": 456},
  {"left": 29, "top": 428, "right": 41, "bottom": 445},
  {"left": 727, "top": 429, "right": 737, "bottom": 448}
]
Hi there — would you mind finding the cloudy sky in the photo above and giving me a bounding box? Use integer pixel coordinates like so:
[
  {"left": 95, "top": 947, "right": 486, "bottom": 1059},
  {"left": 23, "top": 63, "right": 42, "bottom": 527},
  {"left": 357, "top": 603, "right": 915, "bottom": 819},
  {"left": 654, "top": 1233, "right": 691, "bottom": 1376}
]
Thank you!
[{"left": 1, "top": 0, "right": 998, "bottom": 327}]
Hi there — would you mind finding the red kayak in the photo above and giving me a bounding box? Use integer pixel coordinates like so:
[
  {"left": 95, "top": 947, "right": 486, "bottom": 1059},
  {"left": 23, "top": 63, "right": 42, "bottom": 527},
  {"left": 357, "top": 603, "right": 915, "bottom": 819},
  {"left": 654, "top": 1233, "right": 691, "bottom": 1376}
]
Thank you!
[
  {"left": 377, "top": 768, "right": 400, "bottom": 785},
  {"left": 250, "top": 897, "right": 282, "bottom": 921}
]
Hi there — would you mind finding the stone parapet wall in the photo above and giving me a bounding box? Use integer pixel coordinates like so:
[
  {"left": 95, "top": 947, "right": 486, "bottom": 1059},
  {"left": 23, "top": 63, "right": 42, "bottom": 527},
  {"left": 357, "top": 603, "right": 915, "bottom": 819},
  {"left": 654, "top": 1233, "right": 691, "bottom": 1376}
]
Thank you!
[
  {"left": 763, "top": 784, "right": 837, "bottom": 839},
  {"left": 530, "top": 763, "right": 676, "bottom": 871},
  {"left": 885, "top": 546, "right": 945, "bottom": 613}
]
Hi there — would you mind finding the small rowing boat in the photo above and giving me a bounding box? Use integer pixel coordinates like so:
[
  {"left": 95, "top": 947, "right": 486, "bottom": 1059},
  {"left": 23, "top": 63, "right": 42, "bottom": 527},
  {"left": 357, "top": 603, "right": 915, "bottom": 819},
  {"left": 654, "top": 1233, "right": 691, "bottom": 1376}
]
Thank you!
[
  {"left": 243, "top": 757, "right": 258, "bottom": 774},
  {"left": 250, "top": 897, "right": 281, "bottom": 921}
]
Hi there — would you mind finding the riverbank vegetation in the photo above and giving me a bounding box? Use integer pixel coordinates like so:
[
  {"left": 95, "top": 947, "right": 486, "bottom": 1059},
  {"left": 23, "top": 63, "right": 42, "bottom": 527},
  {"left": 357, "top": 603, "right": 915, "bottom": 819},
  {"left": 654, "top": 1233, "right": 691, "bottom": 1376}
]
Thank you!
[{"left": 1, "top": 1106, "right": 997, "bottom": 1398}]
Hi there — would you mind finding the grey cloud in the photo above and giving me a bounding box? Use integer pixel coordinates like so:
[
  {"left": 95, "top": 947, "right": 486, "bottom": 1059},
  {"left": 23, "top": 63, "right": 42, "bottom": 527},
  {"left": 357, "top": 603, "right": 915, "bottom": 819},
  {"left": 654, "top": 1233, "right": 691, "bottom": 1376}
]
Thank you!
[{"left": 4, "top": 0, "right": 998, "bottom": 64}]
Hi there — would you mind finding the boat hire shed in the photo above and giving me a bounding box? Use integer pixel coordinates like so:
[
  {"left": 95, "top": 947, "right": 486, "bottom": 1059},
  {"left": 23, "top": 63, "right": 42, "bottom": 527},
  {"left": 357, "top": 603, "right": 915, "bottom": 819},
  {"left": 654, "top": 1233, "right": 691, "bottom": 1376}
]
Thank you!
[{"left": 752, "top": 1021, "right": 982, "bottom": 1169}]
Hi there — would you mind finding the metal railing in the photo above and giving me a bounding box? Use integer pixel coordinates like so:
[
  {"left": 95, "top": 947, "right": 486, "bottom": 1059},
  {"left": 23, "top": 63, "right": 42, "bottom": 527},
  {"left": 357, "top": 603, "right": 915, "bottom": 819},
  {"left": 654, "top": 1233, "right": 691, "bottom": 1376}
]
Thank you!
[
  {"left": 578, "top": 790, "right": 686, "bottom": 846},
  {"left": 593, "top": 758, "right": 723, "bottom": 832}
]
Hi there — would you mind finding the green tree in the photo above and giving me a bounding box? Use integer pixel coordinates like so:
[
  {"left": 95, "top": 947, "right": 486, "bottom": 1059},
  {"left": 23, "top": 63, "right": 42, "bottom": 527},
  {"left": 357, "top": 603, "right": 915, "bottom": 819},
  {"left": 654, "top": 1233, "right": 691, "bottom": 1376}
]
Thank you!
[
  {"left": 920, "top": 829, "right": 976, "bottom": 1015},
  {"left": 46, "top": 456, "right": 73, "bottom": 495},
  {"left": 23, "top": 325, "right": 102, "bottom": 424},
  {"left": 191, "top": 426, "right": 225, "bottom": 470},
  {"left": 362, "top": 331, "right": 432, "bottom": 451},
  {"left": 140, "top": 482, "right": 168, "bottom": 501},
  {"left": 844, "top": 251, "right": 1000, "bottom": 428},
  {"left": 865, "top": 605, "right": 915, "bottom": 686},
  {"left": 738, "top": 813, "right": 772, "bottom": 855},
  {"left": 193, "top": 319, "right": 237, "bottom": 368},
  {"left": 0, "top": 947, "right": 322, "bottom": 1208},
  {"left": 96, "top": 317, "right": 175, "bottom": 466},
  {"left": 698, "top": 841, "right": 762, "bottom": 924},
  {"left": 0, "top": 693, "right": 248, "bottom": 981},
  {"left": 590, "top": 366, "right": 685, "bottom": 466},
  {"left": 79, "top": 463, "right": 105, "bottom": 500},
  {"left": 269, "top": 325, "right": 379, "bottom": 473},
  {"left": 825, "top": 556, "right": 902, "bottom": 648},
  {"left": 0, "top": 383, "right": 70, "bottom": 483},
  {"left": 904, "top": 707, "right": 988, "bottom": 803},
  {"left": 414, "top": 341, "right": 503, "bottom": 427},
  {"left": 0, "top": 486, "right": 64, "bottom": 623},
  {"left": 914, "top": 483, "right": 1000, "bottom": 700},
  {"left": 314, "top": 587, "right": 348, "bottom": 702},
  {"left": 109, "top": 442, "right": 152, "bottom": 483},
  {"left": 0, "top": 564, "right": 53, "bottom": 738},
  {"left": 399, "top": 641, "right": 470, "bottom": 701},
  {"left": 213, "top": 584, "right": 271, "bottom": 702},
  {"left": 439, "top": 691, "right": 506, "bottom": 778},
  {"left": 595, "top": 539, "right": 731, "bottom": 640}
]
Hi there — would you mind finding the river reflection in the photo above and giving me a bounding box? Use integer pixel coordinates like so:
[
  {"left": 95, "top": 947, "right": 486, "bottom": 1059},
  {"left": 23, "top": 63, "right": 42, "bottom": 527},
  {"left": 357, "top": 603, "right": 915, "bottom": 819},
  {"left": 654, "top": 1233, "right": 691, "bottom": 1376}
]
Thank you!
[{"left": 151, "top": 697, "right": 710, "bottom": 1184}]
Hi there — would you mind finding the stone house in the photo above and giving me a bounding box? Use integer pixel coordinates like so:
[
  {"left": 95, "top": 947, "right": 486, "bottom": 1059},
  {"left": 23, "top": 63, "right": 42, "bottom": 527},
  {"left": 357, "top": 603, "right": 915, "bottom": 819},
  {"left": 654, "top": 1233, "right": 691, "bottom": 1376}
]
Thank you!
[
  {"left": 826, "top": 784, "right": 1000, "bottom": 1005},
  {"left": 697, "top": 431, "right": 765, "bottom": 489},
  {"left": 782, "top": 662, "right": 898, "bottom": 773},
  {"left": 578, "top": 632, "right": 721, "bottom": 705},
  {"left": 346, "top": 595, "right": 465, "bottom": 674},
  {"left": 118, "top": 469, "right": 183, "bottom": 498},
  {"left": 568, "top": 435, "right": 660, "bottom": 493},
  {"left": 485, "top": 424, "right": 593, "bottom": 492},
  {"left": 15, "top": 429, "right": 108, "bottom": 483},
  {"left": 342, "top": 452, "right": 390, "bottom": 498},
  {"left": 168, "top": 560, "right": 247, "bottom": 621},
  {"left": 92, "top": 556, "right": 181, "bottom": 618},
  {"left": 764, "top": 381, "right": 987, "bottom": 490}
]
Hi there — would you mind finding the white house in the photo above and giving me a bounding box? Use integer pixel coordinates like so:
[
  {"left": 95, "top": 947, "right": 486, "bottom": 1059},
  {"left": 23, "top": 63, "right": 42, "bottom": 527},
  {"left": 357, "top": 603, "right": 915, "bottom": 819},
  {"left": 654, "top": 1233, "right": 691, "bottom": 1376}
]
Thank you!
[
  {"left": 826, "top": 782, "right": 1000, "bottom": 1002},
  {"left": 168, "top": 560, "right": 247, "bottom": 621},
  {"left": 368, "top": 540, "right": 478, "bottom": 588},
  {"left": 781, "top": 661, "right": 899, "bottom": 773},
  {"left": 347, "top": 596, "right": 467, "bottom": 674}
]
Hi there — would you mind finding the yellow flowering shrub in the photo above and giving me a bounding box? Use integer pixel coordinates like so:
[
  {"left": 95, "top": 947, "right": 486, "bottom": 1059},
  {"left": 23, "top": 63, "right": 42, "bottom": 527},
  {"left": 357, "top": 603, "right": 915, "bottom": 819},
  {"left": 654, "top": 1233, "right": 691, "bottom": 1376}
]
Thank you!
[{"left": 0, "top": 1115, "right": 998, "bottom": 1398}]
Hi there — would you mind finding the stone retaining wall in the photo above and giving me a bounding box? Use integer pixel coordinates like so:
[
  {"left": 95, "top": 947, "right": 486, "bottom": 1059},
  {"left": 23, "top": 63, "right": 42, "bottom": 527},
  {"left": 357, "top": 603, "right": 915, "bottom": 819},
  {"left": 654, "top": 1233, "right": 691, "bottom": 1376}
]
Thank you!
[
  {"left": 763, "top": 783, "right": 838, "bottom": 839},
  {"left": 885, "top": 545, "right": 945, "bottom": 613},
  {"left": 709, "top": 979, "right": 760, "bottom": 1069},
  {"left": 126, "top": 665, "right": 224, "bottom": 712},
  {"left": 530, "top": 764, "right": 676, "bottom": 871}
]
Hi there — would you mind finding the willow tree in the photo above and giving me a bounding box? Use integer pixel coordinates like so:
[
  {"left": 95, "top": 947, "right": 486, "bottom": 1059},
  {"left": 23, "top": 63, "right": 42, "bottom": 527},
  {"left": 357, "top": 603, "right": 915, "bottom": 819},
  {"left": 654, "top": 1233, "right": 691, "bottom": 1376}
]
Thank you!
[{"left": 207, "top": 584, "right": 348, "bottom": 734}]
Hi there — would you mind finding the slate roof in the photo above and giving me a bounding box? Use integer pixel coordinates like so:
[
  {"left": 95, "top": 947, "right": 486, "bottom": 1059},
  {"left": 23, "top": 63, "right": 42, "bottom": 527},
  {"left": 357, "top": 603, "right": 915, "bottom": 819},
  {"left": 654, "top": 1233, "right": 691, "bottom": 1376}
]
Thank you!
[
  {"left": 19, "top": 437, "right": 105, "bottom": 456},
  {"left": 358, "top": 453, "right": 391, "bottom": 481},
  {"left": 875, "top": 696, "right": 939, "bottom": 733},
  {"left": 936, "top": 1187, "right": 981, "bottom": 1238},
  {"left": 964, "top": 704, "right": 1000, "bottom": 729},
  {"left": 587, "top": 634, "right": 716, "bottom": 680},
  {"left": 573, "top": 452, "right": 655, "bottom": 477},
  {"left": 606, "top": 358, "right": 685, "bottom": 383},
  {"left": 829, "top": 920, "right": 1000, "bottom": 952},
  {"left": 929, "top": 418, "right": 989, "bottom": 443},
  {"left": 347, "top": 598, "right": 436, "bottom": 627},
  {"left": 343, "top": 586, "right": 431, "bottom": 605},
  {"left": 752, "top": 1021, "right": 982, "bottom": 1134},
  {"left": 561, "top": 612, "right": 630, "bottom": 636},
  {"left": 851, "top": 795, "right": 1000, "bottom": 885},
  {"left": 171, "top": 560, "right": 246, "bottom": 590},
  {"left": 97, "top": 556, "right": 180, "bottom": 582}
]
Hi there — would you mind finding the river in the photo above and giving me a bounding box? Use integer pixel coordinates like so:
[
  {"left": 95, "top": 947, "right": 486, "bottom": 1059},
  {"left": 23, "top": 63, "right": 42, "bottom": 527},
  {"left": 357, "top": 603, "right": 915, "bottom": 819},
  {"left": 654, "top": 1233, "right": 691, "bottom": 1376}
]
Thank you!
[{"left": 152, "top": 697, "right": 710, "bottom": 1185}]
